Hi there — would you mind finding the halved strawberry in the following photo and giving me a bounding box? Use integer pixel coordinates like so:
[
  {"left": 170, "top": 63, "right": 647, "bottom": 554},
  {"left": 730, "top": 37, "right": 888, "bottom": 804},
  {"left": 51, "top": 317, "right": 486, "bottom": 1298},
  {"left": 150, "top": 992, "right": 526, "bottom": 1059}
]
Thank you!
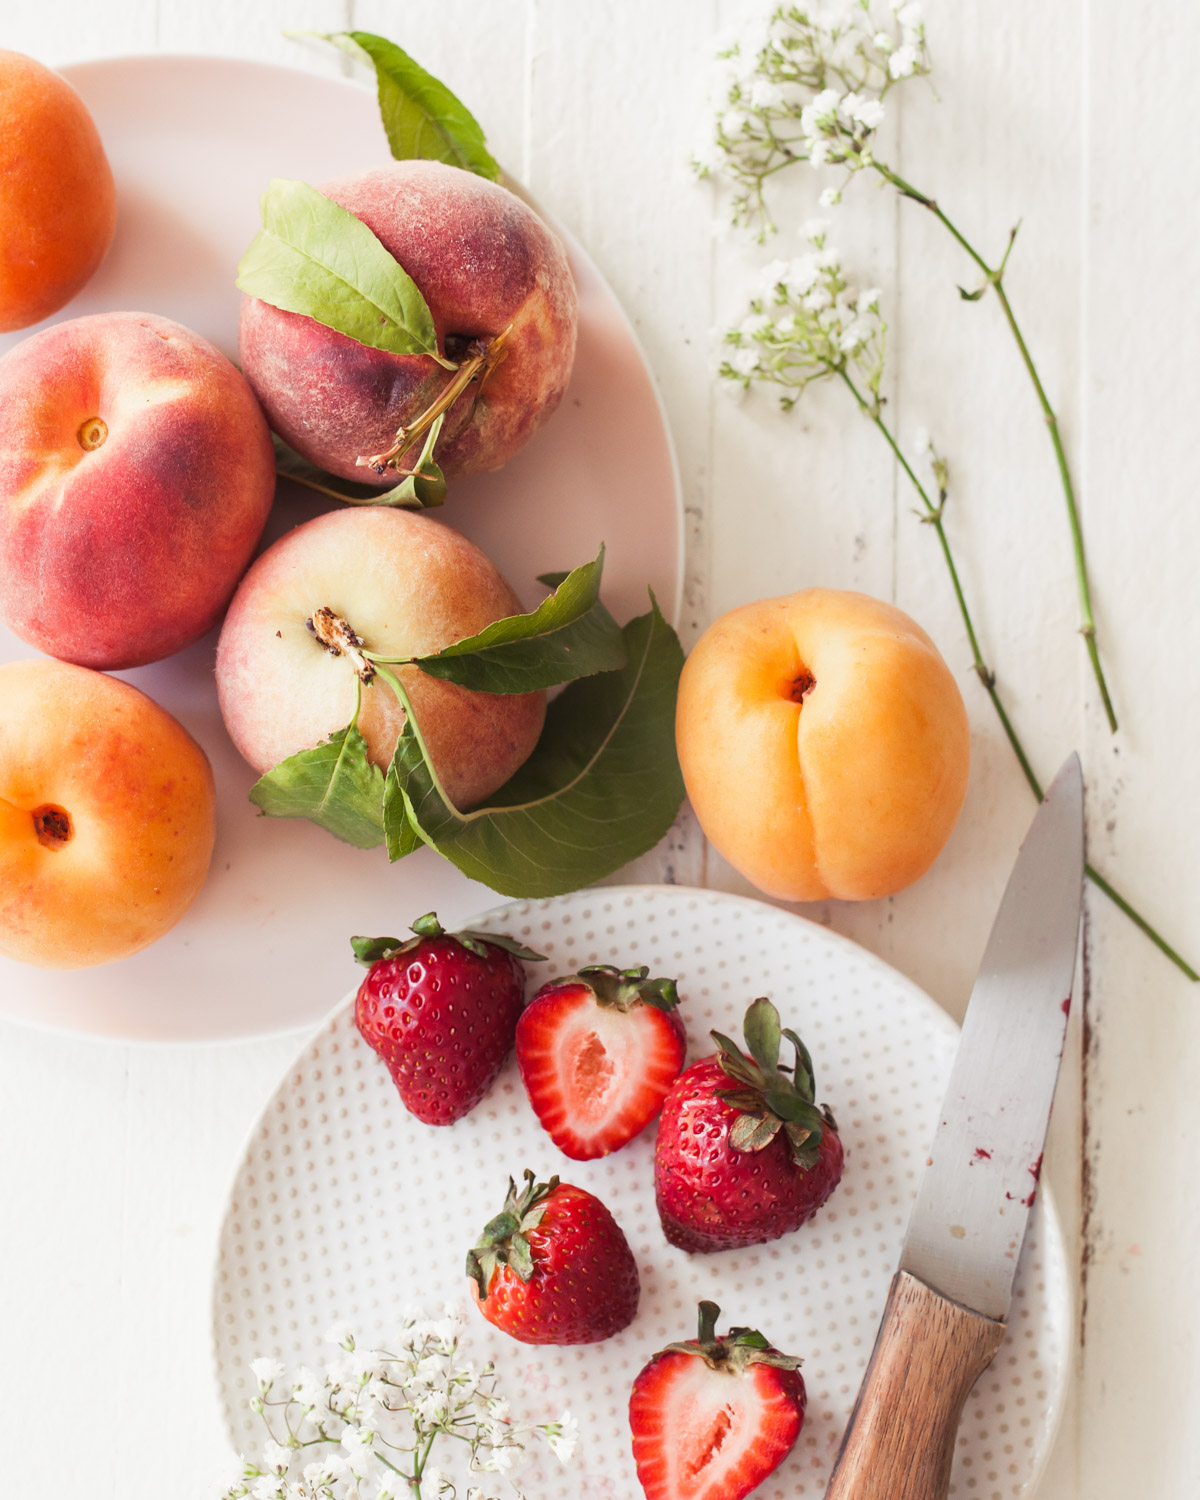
[
  {"left": 516, "top": 964, "right": 687, "bottom": 1159},
  {"left": 629, "top": 1301, "right": 806, "bottom": 1500}
]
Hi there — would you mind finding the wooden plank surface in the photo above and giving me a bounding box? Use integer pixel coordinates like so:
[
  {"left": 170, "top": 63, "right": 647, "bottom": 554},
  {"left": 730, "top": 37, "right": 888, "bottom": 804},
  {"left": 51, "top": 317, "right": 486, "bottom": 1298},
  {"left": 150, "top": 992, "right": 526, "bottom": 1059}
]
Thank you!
[{"left": 1, "top": 2, "right": 1197, "bottom": 1496}]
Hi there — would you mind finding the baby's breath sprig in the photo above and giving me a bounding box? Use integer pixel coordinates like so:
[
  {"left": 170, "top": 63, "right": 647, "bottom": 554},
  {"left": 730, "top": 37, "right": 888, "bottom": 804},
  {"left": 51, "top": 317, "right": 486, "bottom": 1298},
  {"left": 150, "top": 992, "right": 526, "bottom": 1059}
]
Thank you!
[
  {"left": 720, "top": 220, "right": 886, "bottom": 410},
  {"left": 697, "top": 0, "right": 1119, "bottom": 735},
  {"left": 222, "top": 1307, "right": 578, "bottom": 1500},
  {"left": 721, "top": 250, "right": 1198, "bottom": 983}
]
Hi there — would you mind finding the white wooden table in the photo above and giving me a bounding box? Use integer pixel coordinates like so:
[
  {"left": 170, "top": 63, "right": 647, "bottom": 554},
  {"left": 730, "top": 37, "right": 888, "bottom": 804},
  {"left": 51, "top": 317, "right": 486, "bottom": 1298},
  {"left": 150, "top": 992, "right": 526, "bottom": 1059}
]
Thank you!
[{"left": 2, "top": 3, "right": 1197, "bottom": 1495}]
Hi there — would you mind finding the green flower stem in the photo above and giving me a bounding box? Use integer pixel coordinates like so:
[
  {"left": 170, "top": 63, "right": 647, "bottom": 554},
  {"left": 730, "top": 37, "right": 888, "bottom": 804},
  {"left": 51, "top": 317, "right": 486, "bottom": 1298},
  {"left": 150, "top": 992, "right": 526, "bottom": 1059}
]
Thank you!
[
  {"left": 869, "top": 159, "right": 1119, "bottom": 735},
  {"left": 838, "top": 369, "right": 1197, "bottom": 983}
]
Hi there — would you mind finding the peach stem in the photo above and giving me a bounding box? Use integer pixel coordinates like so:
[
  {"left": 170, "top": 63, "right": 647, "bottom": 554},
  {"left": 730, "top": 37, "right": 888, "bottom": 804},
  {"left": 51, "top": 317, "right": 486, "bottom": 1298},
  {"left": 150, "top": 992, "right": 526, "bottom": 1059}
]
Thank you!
[{"left": 356, "top": 324, "right": 513, "bottom": 475}]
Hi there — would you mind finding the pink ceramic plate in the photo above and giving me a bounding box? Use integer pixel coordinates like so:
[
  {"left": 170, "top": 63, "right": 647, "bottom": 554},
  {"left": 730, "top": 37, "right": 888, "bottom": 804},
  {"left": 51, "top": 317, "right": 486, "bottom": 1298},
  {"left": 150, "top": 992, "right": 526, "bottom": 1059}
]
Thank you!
[{"left": 0, "top": 56, "right": 682, "bottom": 1043}]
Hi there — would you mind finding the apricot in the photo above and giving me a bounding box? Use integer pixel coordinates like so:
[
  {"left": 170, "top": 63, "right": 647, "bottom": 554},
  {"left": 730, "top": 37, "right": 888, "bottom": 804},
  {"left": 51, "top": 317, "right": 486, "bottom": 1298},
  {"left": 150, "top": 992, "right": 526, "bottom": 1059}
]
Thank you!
[
  {"left": 0, "top": 51, "right": 117, "bottom": 332},
  {"left": 215, "top": 507, "right": 546, "bottom": 811},
  {"left": 239, "top": 159, "right": 577, "bottom": 484},
  {"left": 0, "top": 659, "right": 216, "bottom": 968},
  {"left": 0, "top": 311, "right": 276, "bottom": 669},
  {"left": 676, "top": 589, "right": 970, "bottom": 902}
]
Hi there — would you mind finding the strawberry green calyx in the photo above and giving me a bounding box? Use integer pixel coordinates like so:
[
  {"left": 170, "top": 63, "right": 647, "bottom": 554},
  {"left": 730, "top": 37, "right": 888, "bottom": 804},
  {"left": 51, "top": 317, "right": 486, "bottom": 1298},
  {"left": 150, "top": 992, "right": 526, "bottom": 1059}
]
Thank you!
[
  {"left": 711, "top": 997, "right": 836, "bottom": 1170},
  {"left": 659, "top": 1300, "right": 804, "bottom": 1376},
  {"left": 570, "top": 964, "right": 680, "bottom": 1013},
  {"left": 350, "top": 911, "right": 546, "bottom": 966},
  {"left": 466, "top": 1170, "right": 558, "bottom": 1299}
]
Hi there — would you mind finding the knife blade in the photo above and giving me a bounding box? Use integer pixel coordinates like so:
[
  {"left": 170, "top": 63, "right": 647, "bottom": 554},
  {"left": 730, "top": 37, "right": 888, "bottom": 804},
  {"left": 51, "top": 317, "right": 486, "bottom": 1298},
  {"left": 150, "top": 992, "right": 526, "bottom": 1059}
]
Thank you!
[{"left": 824, "top": 753, "right": 1085, "bottom": 1500}]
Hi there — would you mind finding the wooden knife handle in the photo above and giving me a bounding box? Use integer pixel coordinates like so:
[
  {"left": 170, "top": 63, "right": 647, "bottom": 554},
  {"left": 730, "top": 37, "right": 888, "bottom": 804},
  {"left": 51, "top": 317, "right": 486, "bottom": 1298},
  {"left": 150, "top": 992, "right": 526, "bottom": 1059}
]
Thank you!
[{"left": 823, "top": 1270, "right": 1006, "bottom": 1500}]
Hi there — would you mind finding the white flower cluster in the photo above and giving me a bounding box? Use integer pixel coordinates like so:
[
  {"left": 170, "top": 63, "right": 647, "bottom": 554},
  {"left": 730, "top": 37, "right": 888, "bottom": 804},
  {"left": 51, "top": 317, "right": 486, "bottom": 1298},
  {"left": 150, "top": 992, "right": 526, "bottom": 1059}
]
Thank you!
[
  {"left": 719, "top": 220, "right": 887, "bottom": 408},
  {"left": 695, "top": 1, "right": 930, "bottom": 233},
  {"left": 222, "top": 1308, "right": 577, "bottom": 1500}
]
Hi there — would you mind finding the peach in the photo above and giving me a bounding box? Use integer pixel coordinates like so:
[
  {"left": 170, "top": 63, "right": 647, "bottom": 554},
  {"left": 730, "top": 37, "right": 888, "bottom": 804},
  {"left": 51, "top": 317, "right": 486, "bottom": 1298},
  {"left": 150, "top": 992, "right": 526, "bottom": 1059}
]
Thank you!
[
  {"left": 0, "top": 311, "right": 276, "bottom": 670},
  {"left": 0, "top": 51, "right": 117, "bottom": 332},
  {"left": 239, "top": 159, "right": 577, "bottom": 485},
  {"left": 216, "top": 507, "right": 545, "bottom": 811},
  {"left": 676, "top": 589, "right": 970, "bottom": 902},
  {"left": 0, "top": 658, "right": 216, "bottom": 968}
]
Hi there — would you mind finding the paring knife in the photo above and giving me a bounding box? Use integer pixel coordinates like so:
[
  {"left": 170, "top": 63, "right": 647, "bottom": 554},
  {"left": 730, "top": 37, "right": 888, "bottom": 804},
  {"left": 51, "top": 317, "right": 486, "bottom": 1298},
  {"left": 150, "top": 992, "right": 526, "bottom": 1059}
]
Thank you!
[{"left": 824, "top": 753, "right": 1085, "bottom": 1500}]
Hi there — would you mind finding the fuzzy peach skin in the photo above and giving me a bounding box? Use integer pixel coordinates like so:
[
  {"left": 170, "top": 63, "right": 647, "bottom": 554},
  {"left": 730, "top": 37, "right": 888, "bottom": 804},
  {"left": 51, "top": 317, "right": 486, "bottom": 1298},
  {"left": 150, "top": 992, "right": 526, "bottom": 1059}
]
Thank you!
[
  {"left": 216, "top": 507, "right": 546, "bottom": 812},
  {"left": 676, "top": 589, "right": 970, "bottom": 902},
  {"left": 0, "top": 51, "right": 117, "bottom": 332},
  {"left": 0, "top": 311, "right": 276, "bottom": 670},
  {"left": 0, "top": 659, "right": 216, "bottom": 969},
  {"left": 239, "top": 159, "right": 577, "bottom": 484}
]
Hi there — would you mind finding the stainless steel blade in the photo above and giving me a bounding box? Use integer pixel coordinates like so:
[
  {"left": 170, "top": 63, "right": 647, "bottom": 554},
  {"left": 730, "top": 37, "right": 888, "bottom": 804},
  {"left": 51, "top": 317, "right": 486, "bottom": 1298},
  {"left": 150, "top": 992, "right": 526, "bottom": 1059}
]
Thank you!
[{"left": 898, "top": 754, "right": 1085, "bottom": 1320}]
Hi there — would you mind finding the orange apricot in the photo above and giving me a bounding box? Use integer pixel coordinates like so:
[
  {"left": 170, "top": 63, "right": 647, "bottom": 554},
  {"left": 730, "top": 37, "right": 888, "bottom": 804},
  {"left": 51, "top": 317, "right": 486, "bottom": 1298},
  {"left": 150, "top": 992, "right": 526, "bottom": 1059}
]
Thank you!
[
  {"left": 676, "top": 588, "right": 970, "bottom": 902},
  {"left": 0, "top": 659, "right": 215, "bottom": 968},
  {"left": 0, "top": 51, "right": 117, "bottom": 332}
]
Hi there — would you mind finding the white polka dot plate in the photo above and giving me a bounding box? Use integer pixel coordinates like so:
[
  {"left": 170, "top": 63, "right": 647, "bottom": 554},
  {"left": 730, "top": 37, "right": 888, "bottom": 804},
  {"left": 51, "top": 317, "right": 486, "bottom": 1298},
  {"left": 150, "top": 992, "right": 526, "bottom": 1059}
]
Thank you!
[{"left": 213, "top": 885, "right": 1070, "bottom": 1498}]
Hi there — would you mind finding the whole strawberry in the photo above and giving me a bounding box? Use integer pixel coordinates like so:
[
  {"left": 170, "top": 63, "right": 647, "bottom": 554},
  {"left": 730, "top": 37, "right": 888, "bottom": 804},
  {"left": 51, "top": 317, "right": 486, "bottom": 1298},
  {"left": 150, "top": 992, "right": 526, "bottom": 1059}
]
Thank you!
[
  {"left": 351, "top": 913, "right": 544, "bottom": 1126},
  {"left": 655, "top": 997, "right": 843, "bottom": 1252},
  {"left": 630, "top": 1300, "right": 806, "bottom": 1500},
  {"left": 517, "top": 964, "right": 687, "bottom": 1160},
  {"left": 467, "top": 1170, "right": 640, "bottom": 1344}
]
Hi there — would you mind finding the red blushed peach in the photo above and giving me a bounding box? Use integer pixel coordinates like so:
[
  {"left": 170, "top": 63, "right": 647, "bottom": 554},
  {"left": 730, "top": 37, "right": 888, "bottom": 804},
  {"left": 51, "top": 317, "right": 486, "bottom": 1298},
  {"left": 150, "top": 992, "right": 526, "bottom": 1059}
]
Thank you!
[
  {"left": 676, "top": 589, "right": 970, "bottom": 902},
  {"left": 215, "top": 507, "right": 545, "bottom": 811},
  {"left": 0, "top": 659, "right": 216, "bottom": 969},
  {"left": 238, "top": 160, "right": 577, "bottom": 485},
  {"left": 0, "top": 311, "right": 276, "bottom": 670}
]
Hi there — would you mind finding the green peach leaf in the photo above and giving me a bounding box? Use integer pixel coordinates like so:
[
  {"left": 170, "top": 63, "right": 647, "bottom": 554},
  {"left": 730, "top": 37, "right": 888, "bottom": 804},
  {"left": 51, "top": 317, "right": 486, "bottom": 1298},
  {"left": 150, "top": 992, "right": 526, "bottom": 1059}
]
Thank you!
[
  {"left": 382, "top": 763, "right": 423, "bottom": 862},
  {"left": 249, "top": 722, "right": 386, "bottom": 849},
  {"left": 323, "top": 31, "right": 501, "bottom": 181},
  {"left": 272, "top": 433, "right": 445, "bottom": 511},
  {"left": 237, "top": 178, "right": 440, "bottom": 357},
  {"left": 413, "top": 546, "right": 627, "bottom": 694},
  {"left": 382, "top": 596, "right": 685, "bottom": 896}
]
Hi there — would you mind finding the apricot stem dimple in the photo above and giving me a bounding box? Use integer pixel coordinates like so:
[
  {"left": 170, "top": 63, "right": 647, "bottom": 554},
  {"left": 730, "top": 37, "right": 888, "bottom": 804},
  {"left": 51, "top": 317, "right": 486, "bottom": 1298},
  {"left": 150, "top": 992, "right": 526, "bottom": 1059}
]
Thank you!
[
  {"left": 77, "top": 416, "right": 108, "bottom": 451},
  {"left": 789, "top": 669, "right": 816, "bottom": 704},
  {"left": 32, "top": 804, "right": 73, "bottom": 851}
]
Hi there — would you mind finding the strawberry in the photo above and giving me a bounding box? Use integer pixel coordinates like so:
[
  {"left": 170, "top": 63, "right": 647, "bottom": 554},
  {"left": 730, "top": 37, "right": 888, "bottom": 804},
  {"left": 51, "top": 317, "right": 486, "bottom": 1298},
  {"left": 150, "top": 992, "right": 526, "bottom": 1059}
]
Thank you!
[
  {"left": 654, "top": 997, "right": 843, "bottom": 1253},
  {"left": 466, "top": 1170, "right": 640, "bottom": 1344},
  {"left": 629, "top": 1300, "right": 806, "bottom": 1500},
  {"left": 351, "top": 912, "right": 544, "bottom": 1126},
  {"left": 516, "top": 964, "right": 687, "bottom": 1160}
]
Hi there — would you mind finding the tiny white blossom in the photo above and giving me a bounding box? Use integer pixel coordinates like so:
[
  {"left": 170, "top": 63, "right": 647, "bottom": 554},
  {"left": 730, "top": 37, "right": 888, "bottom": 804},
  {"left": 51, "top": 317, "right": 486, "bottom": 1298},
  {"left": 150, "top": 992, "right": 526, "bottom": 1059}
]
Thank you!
[
  {"left": 809, "top": 139, "right": 832, "bottom": 167},
  {"left": 819, "top": 186, "right": 842, "bottom": 207},
  {"left": 263, "top": 1442, "right": 292, "bottom": 1476},
  {"left": 913, "top": 425, "right": 933, "bottom": 455},
  {"left": 889, "top": 44, "right": 919, "bottom": 78},
  {"left": 860, "top": 287, "right": 883, "bottom": 312},
  {"left": 803, "top": 285, "right": 834, "bottom": 313},
  {"left": 729, "top": 346, "right": 761, "bottom": 376},
  {"left": 694, "top": 139, "right": 726, "bottom": 174},
  {"left": 479, "top": 1444, "right": 521, "bottom": 1473},
  {"left": 800, "top": 217, "right": 831, "bottom": 245},
  {"left": 749, "top": 78, "right": 785, "bottom": 110},
  {"left": 547, "top": 1410, "right": 579, "bottom": 1463},
  {"left": 897, "top": 3, "right": 924, "bottom": 28},
  {"left": 251, "top": 1358, "right": 286, "bottom": 1390},
  {"left": 874, "top": 30, "right": 895, "bottom": 52},
  {"left": 722, "top": 108, "right": 748, "bottom": 136},
  {"left": 783, "top": 255, "right": 820, "bottom": 297},
  {"left": 325, "top": 1322, "right": 355, "bottom": 1349},
  {"left": 758, "top": 257, "right": 790, "bottom": 295},
  {"left": 740, "top": 311, "right": 771, "bottom": 335},
  {"left": 250, "top": 1479, "right": 284, "bottom": 1500},
  {"left": 341, "top": 1427, "right": 375, "bottom": 1479},
  {"left": 854, "top": 98, "right": 886, "bottom": 130}
]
